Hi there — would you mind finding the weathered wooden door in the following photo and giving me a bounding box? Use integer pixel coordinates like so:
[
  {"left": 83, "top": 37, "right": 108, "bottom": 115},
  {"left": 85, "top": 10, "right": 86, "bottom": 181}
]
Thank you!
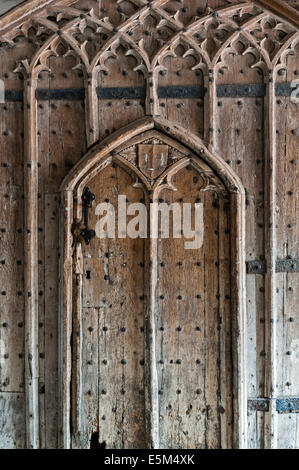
[
  {"left": 3, "top": 0, "right": 298, "bottom": 452},
  {"left": 61, "top": 119, "right": 245, "bottom": 449}
]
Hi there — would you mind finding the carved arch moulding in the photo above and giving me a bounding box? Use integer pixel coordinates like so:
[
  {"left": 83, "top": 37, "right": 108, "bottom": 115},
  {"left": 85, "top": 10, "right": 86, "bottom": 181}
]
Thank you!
[
  {"left": 2, "top": 0, "right": 298, "bottom": 149},
  {"left": 59, "top": 116, "right": 247, "bottom": 449}
]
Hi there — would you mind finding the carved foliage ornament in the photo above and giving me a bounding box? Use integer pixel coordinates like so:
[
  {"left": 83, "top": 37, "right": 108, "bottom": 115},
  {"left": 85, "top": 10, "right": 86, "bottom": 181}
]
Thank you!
[
  {"left": 192, "top": 18, "right": 234, "bottom": 60},
  {"left": 2, "top": 1, "right": 298, "bottom": 82},
  {"left": 248, "top": 16, "right": 294, "bottom": 60},
  {"left": 115, "top": 131, "right": 226, "bottom": 196}
]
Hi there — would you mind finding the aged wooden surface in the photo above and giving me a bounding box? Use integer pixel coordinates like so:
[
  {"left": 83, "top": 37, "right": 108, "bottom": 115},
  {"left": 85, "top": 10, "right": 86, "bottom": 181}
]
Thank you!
[
  {"left": 59, "top": 120, "right": 245, "bottom": 448},
  {"left": 0, "top": 0, "right": 298, "bottom": 449}
]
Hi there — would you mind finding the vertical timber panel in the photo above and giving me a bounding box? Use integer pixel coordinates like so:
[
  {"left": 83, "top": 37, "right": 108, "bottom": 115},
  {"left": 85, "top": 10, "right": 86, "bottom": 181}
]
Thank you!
[
  {"left": 158, "top": 45, "right": 205, "bottom": 138},
  {"left": 276, "top": 44, "right": 299, "bottom": 449},
  {"left": 24, "top": 73, "right": 39, "bottom": 450},
  {"left": 37, "top": 48, "right": 87, "bottom": 447},
  {"left": 0, "top": 100, "right": 24, "bottom": 393},
  {"left": 98, "top": 47, "right": 145, "bottom": 142},
  {"left": 214, "top": 41, "right": 266, "bottom": 448},
  {"left": 156, "top": 165, "right": 232, "bottom": 449},
  {"left": 0, "top": 32, "right": 36, "bottom": 450},
  {"left": 78, "top": 163, "right": 146, "bottom": 448}
]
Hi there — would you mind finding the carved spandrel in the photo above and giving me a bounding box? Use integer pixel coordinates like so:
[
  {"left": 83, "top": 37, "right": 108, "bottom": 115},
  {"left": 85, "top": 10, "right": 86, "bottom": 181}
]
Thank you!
[
  {"left": 247, "top": 15, "right": 295, "bottom": 61},
  {"left": 220, "top": 4, "right": 263, "bottom": 26},
  {"left": 112, "top": 131, "right": 228, "bottom": 198},
  {"left": 192, "top": 18, "right": 234, "bottom": 61},
  {"left": 117, "top": 134, "right": 187, "bottom": 180},
  {"left": 127, "top": 9, "right": 179, "bottom": 61}
]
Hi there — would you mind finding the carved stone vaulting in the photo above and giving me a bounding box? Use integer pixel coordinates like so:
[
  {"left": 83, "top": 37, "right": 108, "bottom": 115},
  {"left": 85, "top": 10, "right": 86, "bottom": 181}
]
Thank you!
[{"left": 0, "top": 0, "right": 298, "bottom": 450}]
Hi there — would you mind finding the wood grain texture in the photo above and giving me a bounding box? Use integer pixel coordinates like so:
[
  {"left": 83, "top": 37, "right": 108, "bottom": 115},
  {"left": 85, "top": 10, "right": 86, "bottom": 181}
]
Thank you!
[
  {"left": 60, "top": 121, "right": 246, "bottom": 448},
  {"left": 155, "top": 168, "right": 232, "bottom": 448},
  {"left": 0, "top": 0, "right": 298, "bottom": 449},
  {"left": 0, "top": 101, "right": 24, "bottom": 394},
  {"left": 79, "top": 164, "right": 146, "bottom": 449},
  {"left": 0, "top": 393, "right": 25, "bottom": 449}
]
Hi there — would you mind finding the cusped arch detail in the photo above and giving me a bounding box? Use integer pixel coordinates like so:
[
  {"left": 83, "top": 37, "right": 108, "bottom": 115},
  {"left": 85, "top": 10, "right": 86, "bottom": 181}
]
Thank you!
[
  {"left": 59, "top": 117, "right": 247, "bottom": 449},
  {"left": 61, "top": 116, "right": 245, "bottom": 195}
]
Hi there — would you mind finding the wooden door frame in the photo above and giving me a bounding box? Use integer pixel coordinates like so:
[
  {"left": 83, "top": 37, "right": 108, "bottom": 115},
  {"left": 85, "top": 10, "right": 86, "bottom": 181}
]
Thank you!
[
  {"left": 59, "top": 116, "right": 247, "bottom": 449},
  {"left": 1, "top": 1, "right": 298, "bottom": 33}
]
